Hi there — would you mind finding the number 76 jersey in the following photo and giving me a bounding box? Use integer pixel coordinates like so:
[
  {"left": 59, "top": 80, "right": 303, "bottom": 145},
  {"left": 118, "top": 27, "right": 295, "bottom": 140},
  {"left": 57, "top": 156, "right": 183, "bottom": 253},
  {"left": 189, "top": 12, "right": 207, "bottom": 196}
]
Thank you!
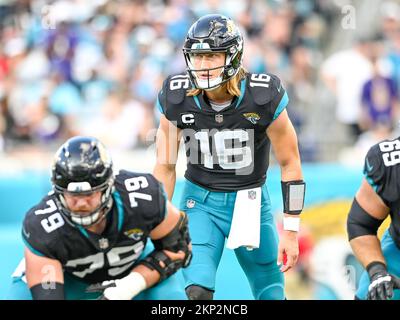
[{"left": 157, "top": 72, "right": 289, "bottom": 191}]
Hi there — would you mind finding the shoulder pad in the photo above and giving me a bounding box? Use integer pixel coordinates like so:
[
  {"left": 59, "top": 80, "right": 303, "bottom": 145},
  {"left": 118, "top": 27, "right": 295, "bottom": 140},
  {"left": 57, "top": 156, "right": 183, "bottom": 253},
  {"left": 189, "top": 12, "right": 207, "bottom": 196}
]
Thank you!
[
  {"left": 22, "top": 194, "right": 63, "bottom": 258},
  {"left": 247, "top": 73, "right": 282, "bottom": 106},
  {"left": 114, "top": 170, "right": 166, "bottom": 230},
  {"left": 115, "top": 170, "right": 158, "bottom": 187},
  {"left": 164, "top": 74, "right": 191, "bottom": 106},
  {"left": 363, "top": 139, "right": 400, "bottom": 204}
]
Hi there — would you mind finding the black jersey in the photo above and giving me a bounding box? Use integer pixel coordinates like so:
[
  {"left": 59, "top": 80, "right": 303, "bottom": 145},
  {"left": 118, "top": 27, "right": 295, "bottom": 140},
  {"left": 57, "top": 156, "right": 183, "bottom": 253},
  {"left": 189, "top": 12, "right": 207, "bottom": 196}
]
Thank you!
[
  {"left": 364, "top": 138, "right": 400, "bottom": 247},
  {"left": 157, "top": 72, "right": 289, "bottom": 191},
  {"left": 22, "top": 170, "right": 167, "bottom": 284}
]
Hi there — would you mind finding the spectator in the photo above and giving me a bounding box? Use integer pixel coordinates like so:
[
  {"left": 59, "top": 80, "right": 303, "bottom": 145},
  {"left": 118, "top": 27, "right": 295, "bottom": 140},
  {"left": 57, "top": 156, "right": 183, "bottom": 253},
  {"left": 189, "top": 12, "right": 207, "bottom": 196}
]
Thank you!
[
  {"left": 360, "top": 56, "right": 399, "bottom": 132},
  {"left": 321, "top": 37, "right": 374, "bottom": 143}
]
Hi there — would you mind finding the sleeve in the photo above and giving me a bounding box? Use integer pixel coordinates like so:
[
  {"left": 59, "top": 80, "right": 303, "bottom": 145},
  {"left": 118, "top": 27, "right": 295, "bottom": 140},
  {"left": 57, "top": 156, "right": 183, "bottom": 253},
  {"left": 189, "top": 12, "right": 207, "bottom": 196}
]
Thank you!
[
  {"left": 268, "top": 74, "right": 289, "bottom": 122},
  {"left": 363, "top": 143, "right": 399, "bottom": 205},
  {"left": 22, "top": 210, "right": 57, "bottom": 259},
  {"left": 155, "top": 78, "right": 168, "bottom": 115},
  {"left": 115, "top": 171, "right": 168, "bottom": 231},
  {"left": 154, "top": 74, "right": 187, "bottom": 124}
]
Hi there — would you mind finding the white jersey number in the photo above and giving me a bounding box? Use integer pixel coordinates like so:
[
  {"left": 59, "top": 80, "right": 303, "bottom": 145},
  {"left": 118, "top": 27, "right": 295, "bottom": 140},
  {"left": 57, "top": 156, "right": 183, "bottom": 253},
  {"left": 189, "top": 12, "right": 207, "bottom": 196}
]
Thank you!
[
  {"left": 379, "top": 140, "right": 400, "bottom": 167},
  {"left": 124, "top": 176, "right": 153, "bottom": 208},
  {"left": 194, "top": 130, "right": 252, "bottom": 170},
  {"left": 34, "top": 200, "right": 65, "bottom": 233},
  {"left": 65, "top": 241, "right": 145, "bottom": 278}
]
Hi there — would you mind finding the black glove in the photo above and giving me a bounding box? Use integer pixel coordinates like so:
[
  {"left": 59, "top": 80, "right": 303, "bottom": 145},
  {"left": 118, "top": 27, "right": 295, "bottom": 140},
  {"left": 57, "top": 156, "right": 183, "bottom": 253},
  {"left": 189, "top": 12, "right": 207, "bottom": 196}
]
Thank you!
[
  {"left": 367, "top": 261, "right": 400, "bottom": 300},
  {"left": 86, "top": 281, "right": 116, "bottom": 300}
]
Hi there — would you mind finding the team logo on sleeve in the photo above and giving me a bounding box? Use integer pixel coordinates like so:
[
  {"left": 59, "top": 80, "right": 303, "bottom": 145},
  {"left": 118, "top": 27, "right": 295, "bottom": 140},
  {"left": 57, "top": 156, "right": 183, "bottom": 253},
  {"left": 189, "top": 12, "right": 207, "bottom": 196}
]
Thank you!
[
  {"left": 22, "top": 226, "right": 30, "bottom": 238},
  {"left": 243, "top": 113, "right": 260, "bottom": 124},
  {"left": 366, "top": 157, "right": 374, "bottom": 172},
  {"left": 124, "top": 228, "right": 144, "bottom": 240}
]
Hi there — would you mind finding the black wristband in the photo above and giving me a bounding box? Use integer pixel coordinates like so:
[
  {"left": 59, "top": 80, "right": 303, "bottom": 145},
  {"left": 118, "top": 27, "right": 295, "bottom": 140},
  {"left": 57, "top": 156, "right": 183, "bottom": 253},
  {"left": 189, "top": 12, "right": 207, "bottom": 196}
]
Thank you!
[
  {"left": 281, "top": 180, "right": 306, "bottom": 214},
  {"left": 366, "top": 261, "right": 387, "bottom": 278},
  {"left": 30, "top": 282, "right": 65, "bottom": 300}
]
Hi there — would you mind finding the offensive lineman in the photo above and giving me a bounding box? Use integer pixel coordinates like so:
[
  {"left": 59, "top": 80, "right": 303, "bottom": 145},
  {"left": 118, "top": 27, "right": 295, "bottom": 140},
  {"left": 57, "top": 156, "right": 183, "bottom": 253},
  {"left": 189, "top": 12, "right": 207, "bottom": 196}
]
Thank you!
[
  {"left": 347, "top": 137, "right": 400, "bottom": 300},
  {"left": 7, "top": 136, "right": 191, "bottom": 300}
]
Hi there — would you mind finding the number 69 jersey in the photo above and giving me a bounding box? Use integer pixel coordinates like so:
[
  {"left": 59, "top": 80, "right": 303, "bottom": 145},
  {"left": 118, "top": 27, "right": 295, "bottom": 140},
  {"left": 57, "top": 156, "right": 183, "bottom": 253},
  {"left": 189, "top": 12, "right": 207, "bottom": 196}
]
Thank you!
[
  {"left": 21, "top": 171, "right": 167, "bottom": 284},
  {"left": 364, "top": 138, "right": 400, "bottom": 247},
  {"left": 157, "top": 72, "right": 289, "bottom": 191}
]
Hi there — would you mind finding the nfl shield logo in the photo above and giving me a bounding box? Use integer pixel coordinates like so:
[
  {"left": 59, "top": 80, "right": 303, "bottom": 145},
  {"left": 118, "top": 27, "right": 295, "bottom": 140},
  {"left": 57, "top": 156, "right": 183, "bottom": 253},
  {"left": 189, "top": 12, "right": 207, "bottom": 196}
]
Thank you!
[
  {"left": 248, "top": 190, "right": 256, "bottom": 200},
  {"left": 215, "top": 114, "right": 223, "bottom": 123},
  {"left": 186, "top": 199, "right": 196, "bottom": 209},
  {"left": 98, "top": 238, "right": 109, "bottom": 249}
]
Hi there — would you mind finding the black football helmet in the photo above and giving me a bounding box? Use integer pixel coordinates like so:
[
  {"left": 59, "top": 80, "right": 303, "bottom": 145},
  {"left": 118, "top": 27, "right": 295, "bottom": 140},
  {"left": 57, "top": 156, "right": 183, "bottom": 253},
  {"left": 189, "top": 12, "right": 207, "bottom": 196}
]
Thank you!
[
  {"left": 51, "top": 136, "right": 114, "bottom": 227},
  {"left": 183, "top": 14, "right": 244, "bottom": 90}
]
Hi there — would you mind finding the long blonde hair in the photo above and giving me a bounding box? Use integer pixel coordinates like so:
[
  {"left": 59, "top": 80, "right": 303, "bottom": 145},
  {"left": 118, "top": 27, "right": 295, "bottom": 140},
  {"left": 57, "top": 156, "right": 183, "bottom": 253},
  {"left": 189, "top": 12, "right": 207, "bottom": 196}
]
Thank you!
[{"left": 186, "top": 67, "right": 247, "bottom": 97}]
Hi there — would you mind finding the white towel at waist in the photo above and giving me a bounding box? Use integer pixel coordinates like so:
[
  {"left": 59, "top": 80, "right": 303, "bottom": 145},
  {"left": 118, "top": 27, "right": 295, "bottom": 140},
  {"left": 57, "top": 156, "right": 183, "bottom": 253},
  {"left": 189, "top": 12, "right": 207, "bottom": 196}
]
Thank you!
[{"left": 226, "top": 187, "right": 261, "bottom": 250}]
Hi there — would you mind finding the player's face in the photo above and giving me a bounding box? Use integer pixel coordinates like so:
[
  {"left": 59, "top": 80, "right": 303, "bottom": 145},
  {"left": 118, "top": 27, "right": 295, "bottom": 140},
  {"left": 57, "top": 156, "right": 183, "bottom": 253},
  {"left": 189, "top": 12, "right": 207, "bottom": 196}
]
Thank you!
[
  {"left": 190, "top": 52, "right": 225, "bottom": 79},
  {"left": 63, "top": 191, "right": 102, "bottom": 215}
]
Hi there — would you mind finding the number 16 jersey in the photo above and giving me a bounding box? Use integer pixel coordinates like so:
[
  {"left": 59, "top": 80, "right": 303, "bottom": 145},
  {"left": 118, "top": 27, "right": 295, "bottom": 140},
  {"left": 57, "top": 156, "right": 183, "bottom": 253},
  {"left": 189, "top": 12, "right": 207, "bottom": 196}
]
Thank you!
[{"left": 157, "top": 72, "right": 289, "bottom": 191}]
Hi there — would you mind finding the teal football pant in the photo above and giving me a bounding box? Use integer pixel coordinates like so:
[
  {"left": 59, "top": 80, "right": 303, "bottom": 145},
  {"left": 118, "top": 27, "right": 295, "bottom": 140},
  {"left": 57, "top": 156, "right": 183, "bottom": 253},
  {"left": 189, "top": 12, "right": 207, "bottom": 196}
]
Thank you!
[{"left": 179, "top": 179, "right": 284, "bottom": 300}]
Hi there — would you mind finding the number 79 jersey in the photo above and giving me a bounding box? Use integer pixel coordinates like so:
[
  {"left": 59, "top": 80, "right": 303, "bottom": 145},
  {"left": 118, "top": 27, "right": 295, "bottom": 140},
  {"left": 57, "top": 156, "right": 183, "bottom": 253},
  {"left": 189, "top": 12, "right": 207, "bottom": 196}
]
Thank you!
[
  {"left": 157, "top": 72, "right": 289, "bottom": 191},
  {"left": 363, "top": 138, "right": 400, "bottom": 247},
  {"left": 21, "top": 171, "right": 167, "bottom": 284}
]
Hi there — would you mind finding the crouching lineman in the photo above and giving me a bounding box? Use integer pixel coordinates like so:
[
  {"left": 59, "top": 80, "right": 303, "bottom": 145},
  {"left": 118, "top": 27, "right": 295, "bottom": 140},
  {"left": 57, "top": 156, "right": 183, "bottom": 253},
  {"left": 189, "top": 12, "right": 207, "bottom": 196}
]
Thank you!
[
  {"left": 7, "top": 136, "right": 191, "bottom": 300},
  {"left": 347, "top": 137, "right": 400, "bottom": 300}
]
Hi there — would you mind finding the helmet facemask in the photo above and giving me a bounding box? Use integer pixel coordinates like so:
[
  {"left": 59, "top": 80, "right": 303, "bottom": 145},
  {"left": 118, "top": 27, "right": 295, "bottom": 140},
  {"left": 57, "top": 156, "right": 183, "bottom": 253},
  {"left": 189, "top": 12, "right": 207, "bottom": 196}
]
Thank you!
[
  {"left": 182, "top": 14, "right": 244, "bottom": 90},
  {"left": 51, "top": 136, "right": 115, "bottom": 228},
  {"left": 54, "top": 177, "right": 114, "bottom": 227}
]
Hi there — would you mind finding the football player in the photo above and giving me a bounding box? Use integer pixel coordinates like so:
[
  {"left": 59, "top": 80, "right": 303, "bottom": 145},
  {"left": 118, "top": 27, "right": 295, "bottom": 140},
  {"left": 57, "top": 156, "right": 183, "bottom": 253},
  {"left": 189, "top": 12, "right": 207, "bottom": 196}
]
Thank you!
[
  {"left": 347, "top": 138, "right": 400, "bottom": 300},
  {"left": 7, "top": 136, "right": 191, "bottom": 300},
  {"left": 153, "top": 14, "right": 305, "bottom": 300}
]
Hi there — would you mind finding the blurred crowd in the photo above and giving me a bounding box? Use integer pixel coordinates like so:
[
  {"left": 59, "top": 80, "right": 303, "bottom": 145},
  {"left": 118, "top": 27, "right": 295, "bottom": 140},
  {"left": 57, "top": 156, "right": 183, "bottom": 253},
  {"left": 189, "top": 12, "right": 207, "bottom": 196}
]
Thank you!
[
  {"left": 2, "top": 0, "right": 399, "bottom": 300},
  {"left": 0, "top": 0, "right": 338, "bottom": 157},
  {"left": 2, "top": 0, "right": 399, "bottom": 164},
  {"left": 322, "top": 1, "right": 400, "bottom": 165}
]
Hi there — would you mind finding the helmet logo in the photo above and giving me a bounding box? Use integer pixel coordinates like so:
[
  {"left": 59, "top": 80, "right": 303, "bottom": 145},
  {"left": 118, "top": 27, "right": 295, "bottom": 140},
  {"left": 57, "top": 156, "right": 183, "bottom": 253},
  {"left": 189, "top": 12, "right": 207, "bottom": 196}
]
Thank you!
[
  {"left": 226, "top": 20, "right": 236, "bottom": 35},
  {"left": 79, "top": 142, "right": 91, "bottom": 153}
]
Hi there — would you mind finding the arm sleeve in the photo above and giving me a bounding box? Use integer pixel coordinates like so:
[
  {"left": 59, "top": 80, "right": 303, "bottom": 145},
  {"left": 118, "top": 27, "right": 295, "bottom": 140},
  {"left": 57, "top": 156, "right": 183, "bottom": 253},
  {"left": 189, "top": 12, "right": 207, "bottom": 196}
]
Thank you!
[
  {"left": 269, "top": 75, "right": 289, "bottom": 122},
  {"left": 363, "top": 143, "right": 397, "bottom": 205},
  {"left": 22, "top": 213, "right": 57, "bottom": 259}
]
